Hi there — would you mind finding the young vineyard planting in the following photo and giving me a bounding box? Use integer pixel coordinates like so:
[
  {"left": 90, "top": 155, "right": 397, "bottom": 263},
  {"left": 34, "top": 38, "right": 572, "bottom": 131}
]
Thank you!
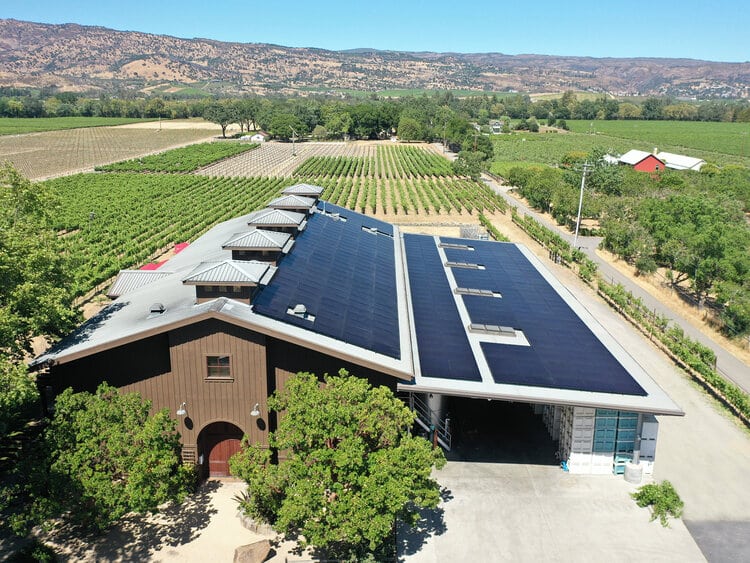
[
  {"left": 95, "top": 142, "right": 259, "bottom": 173},
  {"left": 46, "top": 142, "right": 506, "bottom": 296},
  {"left": 289, "top": 144, "right": 504, "bottom": 215},
  {"left": 46, "top": 173, "right": 287, "bottom": 293}
]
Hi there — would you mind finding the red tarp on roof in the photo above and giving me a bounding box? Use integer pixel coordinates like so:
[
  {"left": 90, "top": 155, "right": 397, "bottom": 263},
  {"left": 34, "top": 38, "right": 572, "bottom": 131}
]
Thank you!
[{"left": 139, "top": 260, "right": 167, "bottom": 271}]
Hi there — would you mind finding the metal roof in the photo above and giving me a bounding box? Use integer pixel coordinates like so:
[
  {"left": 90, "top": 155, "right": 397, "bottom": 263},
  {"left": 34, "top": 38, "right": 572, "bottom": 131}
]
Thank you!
[
  {"left": 182, "top": 260, "right": 276, "bottom": 285},
  {"left": 247, "top": 208, "right": 306, "bottom": 227},
  {"left": 282, "top": 183, "right": 325, "bottom": 197},
  {"left": 33, "top": 198, "right": 682, "bottom": 416},
  {"left": 267, "top": 194, "right": 316, "bottom": 210},
  {"left": 618, "top": 149, "right": 654, "bottom": 165},
  {"left": 656, "top": 151, "right": 705, "bottom": 171},
  {"left": 222, "top": 228, "right": 291, "bottom": 250},
  {"left": 107, "top": 270, "right": 173, "bottom": 298}
]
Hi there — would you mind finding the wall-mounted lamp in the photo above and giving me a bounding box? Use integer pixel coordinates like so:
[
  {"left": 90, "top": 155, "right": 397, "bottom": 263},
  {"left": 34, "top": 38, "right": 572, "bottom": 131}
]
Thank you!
[
  {"left": 250, "top": 403, "right": 260, "bottom": 417},
  {"left": 176, "top": 402, "right": 187, "bottom": 417}
]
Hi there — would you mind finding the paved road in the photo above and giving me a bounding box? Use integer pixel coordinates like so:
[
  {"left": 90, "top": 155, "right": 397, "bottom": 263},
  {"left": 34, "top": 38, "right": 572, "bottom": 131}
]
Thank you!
[{"left": 481, "top": 174, "right": 750, "bottom": 395}]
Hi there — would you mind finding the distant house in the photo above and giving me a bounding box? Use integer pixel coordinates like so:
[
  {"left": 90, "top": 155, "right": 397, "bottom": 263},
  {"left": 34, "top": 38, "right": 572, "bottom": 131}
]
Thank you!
[
  {"left": 490, "top": 120, "right": 505, "bottom": 134},
  {"left": 249, "top": 131, "right": 270, "bottom": 143},
  {"left": 618, "top": 150, "right": 666, "bottom": 173}
]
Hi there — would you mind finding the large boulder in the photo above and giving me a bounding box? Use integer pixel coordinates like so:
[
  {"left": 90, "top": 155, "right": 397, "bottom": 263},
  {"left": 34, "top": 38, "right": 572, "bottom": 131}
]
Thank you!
[{"left": 233, "top": 539, "right": 271, "bottom": 563}]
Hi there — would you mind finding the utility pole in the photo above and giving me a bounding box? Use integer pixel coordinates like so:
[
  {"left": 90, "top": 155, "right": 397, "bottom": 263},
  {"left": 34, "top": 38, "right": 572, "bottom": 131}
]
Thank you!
[
  {"left": 574, "top": 162, "right": 592, "bottom": 248},
  {"left": 289, "top": 126, "right": 298, "bottom": 156}
]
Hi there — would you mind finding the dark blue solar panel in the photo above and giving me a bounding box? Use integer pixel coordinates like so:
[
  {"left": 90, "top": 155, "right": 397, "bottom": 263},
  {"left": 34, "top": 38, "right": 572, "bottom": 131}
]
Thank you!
[
  {"left": 440, "top": 237, "right": 646, "bottom": 396},
  {"left": 404, "top": 234, "right": 480, "bottom": 381},
  {"left": 315, "top": 201, "right": 394, "bottom": 235},
  {"left": 253, "top": 206, "right": 399, "bottom": 358}
]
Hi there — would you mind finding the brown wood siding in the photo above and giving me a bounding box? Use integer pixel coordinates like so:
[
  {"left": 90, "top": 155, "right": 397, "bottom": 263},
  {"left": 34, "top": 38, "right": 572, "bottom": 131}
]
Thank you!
[
  {"left": 167, "top": 319, "right": 269, "bottom": 453},
  {"left": 267, "top": 337, "right": 399, "bottom": 397},
  {"left": 48, "top": 320, "right": 270, "bottom": 459},
  {"left": 50, "top": 334, "right": 171, "bottom": 395},
  {"left": 196, "top": 285, "right": 252, "bottom": 304}
]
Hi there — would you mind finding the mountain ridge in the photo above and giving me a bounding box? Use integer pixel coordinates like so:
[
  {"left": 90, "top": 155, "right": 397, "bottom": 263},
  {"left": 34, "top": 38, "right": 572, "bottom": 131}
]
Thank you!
[{"left": 1, "top": 18, "right": 748, "bottom": 98}]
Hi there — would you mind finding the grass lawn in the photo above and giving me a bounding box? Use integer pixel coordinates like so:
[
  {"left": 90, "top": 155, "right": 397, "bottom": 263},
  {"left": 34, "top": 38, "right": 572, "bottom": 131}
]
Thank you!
[
  {"left": 492, "top": 122, "right": 750, "bottom": 170},
  {"left": 0, "top": 117, "right": 155, "bottom": 135},
  {"left": 566, "top": 120, "right": 750, "bottom": 159}
]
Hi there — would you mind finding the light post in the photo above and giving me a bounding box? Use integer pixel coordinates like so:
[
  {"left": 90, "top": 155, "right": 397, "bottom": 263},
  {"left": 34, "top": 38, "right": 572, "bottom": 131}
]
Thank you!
[
  {"left": 574, "top": 162, "right": 592, "bottom": 248},
  {"left": 289, "top": 125, "right": 298, "bottom": 156}
]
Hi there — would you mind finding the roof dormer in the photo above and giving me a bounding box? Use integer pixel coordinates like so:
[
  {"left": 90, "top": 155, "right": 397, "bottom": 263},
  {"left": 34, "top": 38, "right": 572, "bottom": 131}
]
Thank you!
[
  {"left": 182, "top": 260, "right": 276, "bottom": 305},
  {"left": 246, "top": 207, "right": 307, "bottom": 235},
  {"left": 221, "top": 228, "right": 293, "bottom": 264},
  {"left": 266, "top": 194, "right": 316, "bottom": 216},
  {"left": 281, "top": 183, "right": 324, "bottom": 203}
]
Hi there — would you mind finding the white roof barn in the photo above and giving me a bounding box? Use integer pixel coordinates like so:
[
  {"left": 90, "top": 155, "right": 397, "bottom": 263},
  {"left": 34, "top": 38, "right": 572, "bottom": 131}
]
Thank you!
[
  {"left": 618, "top": 149, "right": 652, "bottom": 166},
  {"left": 656, "top": 151, "right": 706, "bottom": 171}
]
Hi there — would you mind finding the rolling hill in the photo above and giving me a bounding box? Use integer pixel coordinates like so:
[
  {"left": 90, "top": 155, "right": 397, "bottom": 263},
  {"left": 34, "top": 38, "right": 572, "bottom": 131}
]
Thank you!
[{"left": 1, "top": 18, "right": 748, "bottom": 98}]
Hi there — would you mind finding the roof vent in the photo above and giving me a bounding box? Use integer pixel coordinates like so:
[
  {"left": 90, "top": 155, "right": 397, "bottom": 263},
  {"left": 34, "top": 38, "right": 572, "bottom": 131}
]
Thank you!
[
  {"left": 468, "top": 323, "right": 516, "bottom": 337},
  {"left": 149, "top": 303, "right": 166, "bottom": 315},
  {"left": 445, "top": 261, "right": 486, "bottom": 270},
  {"left": 287, "top": 303, "right": 316, "bottom": 322}
]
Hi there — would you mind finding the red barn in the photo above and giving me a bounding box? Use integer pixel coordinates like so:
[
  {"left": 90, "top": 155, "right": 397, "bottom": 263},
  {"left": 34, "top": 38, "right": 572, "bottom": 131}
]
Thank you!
[{"left": 618, "top": 150, "right": 665, "bottom": 173}]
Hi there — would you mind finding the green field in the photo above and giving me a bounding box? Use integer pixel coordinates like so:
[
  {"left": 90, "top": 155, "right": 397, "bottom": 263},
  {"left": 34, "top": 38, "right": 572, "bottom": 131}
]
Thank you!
[
  {"left": 566, "top": 120, "right": 750, "bottom": 159},
  {"left": 493, "top": 131, "right": 634, "bottom": 167},
  {"left": 47, "top": 174, "right": 288, "bottom": 292},
  {"left": 0, "top": 117, "right": 155, "bottom": 136},
  {"left": 493, "top": 121, "right": 750, "bottom": 170},
  {"left": 95, "top": 142, "right": 259, "bottom": 173}
]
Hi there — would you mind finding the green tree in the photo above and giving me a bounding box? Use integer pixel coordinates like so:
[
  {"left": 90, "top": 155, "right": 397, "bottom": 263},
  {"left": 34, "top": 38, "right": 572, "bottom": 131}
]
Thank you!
[
  {"left": 0, "top": 163, "right": 77, "bottom": 357},
  {"left": 312, "top": 125, "right": 328, "bottom": 140},
  {"left": 267, "top": 113, "right": 308, "bottom": 140},
  {"left": 44, "top": 383, "right": 191, "bottom": 531},
  {"left": 230, "top": 371, "right": 445, "bottom": 559},
  {"left": 618, "top": 103, "right": 642, "bottom": 119},
  {"left": 203, "top": 101, "right": 236, "bottom": 138},
  {"left": 452, "top": 150, "right": 488, "bottom": 180},
  {"left": 397, "top": 116, "right": 423, "bottom": 142}
]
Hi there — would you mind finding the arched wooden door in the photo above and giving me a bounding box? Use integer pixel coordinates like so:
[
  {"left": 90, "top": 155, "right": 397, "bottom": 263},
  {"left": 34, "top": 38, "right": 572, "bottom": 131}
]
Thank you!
[{"left": 199, "top": 422, "right": 244, "bottom": 477}]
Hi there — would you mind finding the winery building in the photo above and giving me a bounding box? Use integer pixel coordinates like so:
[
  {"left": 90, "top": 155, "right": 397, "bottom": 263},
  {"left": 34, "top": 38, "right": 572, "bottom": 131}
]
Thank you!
[{"left": 32, "top": 183, "right": 682, "bottom": 477}]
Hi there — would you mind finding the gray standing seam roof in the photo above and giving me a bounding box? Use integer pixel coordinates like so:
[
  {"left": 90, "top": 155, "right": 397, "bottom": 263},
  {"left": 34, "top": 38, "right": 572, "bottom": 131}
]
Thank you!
[
  {"left": 282, "top": 183, "right": 325, "bottom": 197},
  {"left": 247, "top": 208, "right": 306, "bottom": 227},
  {"left": 222, "top": 229, "right": 291, "bottom": 250},
  {"left": 267, "top": 194, "right": 316, "bottom": 209},
  {"left": 107, "top": 270, "right": 174, "bottom": 298},
  {"left": 182, "top": 260, "right": 276, "bottom": 285}
]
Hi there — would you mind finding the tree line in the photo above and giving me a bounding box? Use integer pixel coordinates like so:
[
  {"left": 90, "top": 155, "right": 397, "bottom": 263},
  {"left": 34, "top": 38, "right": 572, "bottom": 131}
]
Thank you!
[{"left": 3, "top": 87, "right": 750, "bottom": 124}]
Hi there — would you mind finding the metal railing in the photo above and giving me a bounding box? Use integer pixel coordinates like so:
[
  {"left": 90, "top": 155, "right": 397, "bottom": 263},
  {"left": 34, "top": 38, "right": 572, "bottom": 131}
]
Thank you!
[{"left": 400, "top": 392, "right": 452, "bottom": 451}]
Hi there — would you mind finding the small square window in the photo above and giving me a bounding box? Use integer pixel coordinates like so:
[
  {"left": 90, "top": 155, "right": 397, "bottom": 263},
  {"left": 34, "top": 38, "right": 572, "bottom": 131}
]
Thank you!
[
  {"left": 206, "top": 355, "right": 231, "bottom": 378},
  {"left": 233, "top": 285, "right": 242, "bottom": 293}
]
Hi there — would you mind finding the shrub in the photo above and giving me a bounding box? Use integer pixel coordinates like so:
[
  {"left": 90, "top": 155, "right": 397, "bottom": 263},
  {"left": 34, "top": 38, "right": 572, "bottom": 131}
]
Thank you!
[{"left": 631, "top": 480, "right": 684, "bottom": 527}]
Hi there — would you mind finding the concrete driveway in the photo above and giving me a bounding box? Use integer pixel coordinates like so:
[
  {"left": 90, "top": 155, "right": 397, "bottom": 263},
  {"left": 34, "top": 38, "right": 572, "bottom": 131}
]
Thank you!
[{"left": 399, "top": 462, "right": 705, "bottom": 562}]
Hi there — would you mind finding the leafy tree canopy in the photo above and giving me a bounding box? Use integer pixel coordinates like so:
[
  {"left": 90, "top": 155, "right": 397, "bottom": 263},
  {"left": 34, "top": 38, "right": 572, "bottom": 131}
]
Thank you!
[
  {"left": 0, "top": 163, "right": 77, "bottom": 357},
  {"left": 3, "top": 383, "right": 193, "bottom": 534},
  {"left": 230, "top": 371, "right": 445, "bottom": 559}
]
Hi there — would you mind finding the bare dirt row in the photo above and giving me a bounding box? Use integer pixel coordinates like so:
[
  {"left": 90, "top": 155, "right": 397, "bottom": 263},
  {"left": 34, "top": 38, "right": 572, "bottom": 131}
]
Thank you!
[{"left": 0, "top": 119, "right": 217, "bottom": 180}]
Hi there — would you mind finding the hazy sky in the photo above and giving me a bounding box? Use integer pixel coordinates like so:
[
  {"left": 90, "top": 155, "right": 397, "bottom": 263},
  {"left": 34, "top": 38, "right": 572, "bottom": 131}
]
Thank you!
[{"left": 3, "top": 1, "right": 748, "bottom": 62}]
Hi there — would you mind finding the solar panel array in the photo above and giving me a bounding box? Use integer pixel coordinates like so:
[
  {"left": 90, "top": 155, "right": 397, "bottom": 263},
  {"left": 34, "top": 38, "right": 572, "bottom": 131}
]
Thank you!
[
  {"left": 440, "top": 237, "right": 647, "bottom": 396},
  {"left": 404, "top": 234, "right": 481, "bottom": 381},
  {"left": 253, "top": 204, "right": 400, "bottom": 358}
]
